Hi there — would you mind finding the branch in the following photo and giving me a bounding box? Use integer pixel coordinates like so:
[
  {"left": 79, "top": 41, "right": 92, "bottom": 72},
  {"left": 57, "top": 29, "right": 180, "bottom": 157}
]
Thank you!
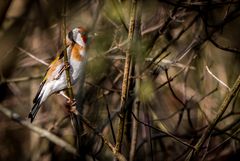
[
  {"left": 62, "top": 0, "right": 74, "bottom": 105},
  {"left": 115, "top": 0, "right": 137, "bottom": 153},
  {"left": 0, "top": 75, "right": 42, "bottom": 84},
  {"left": 208, "top": 37, "right": 240, "bottom": 54},
  {"left": 131, "top": 111, "right": 196, "bottom": 149},
  {"left": 145, "top": 14, "right": 199, "bottom": 70},
  {"left": 129, "top": 4, "right": 142, "bottom": 157},
  {"left": 185, "top": 74, "right": 240, "bottom": 160},
  {"left": 78, "top": 114, "right": 127, "bottom": 161},
  {"left": 0, "top": 104, "right": 78, "bottom": 155},
  {"left": 13, "top": 47, "right": 72, "bottom": 101},
  {"left": 205, "top": 66, "right": 230, "bottom": 91},
  {"left": 0, "top": 103, "right": 127, "bottom": 161},
  {"left": 61, "top": 1, "right": 82, "bottom": 157},
  {"left": 164, "top": 68, "right": 185, "bottom": 105},
  {"left": 160, "top": 0, "right": 240, "bottom": 9},
  {"left": 18, "top": 47, "right": 49, "bottom": 66}
]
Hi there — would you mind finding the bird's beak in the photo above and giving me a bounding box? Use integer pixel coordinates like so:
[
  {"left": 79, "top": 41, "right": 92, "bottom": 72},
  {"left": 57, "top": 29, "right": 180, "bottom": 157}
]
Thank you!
[
  {"left": 86, "top": 32, "right": 98, "bottom": 45},
  {"left": 87, "top": 32, "right": 98, "bottom": 38}
]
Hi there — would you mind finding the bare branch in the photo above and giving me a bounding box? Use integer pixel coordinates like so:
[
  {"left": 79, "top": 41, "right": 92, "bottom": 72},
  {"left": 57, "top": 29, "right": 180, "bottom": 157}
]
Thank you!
[
  {"left": 18, "top": 47, "right": 49, "bottom": 66},
  {"left": 79, "top": 114, "right": 127, "bottom": 161},
  {"left": 205, "top": 66, "right": 230, "bottom": 91},
  {"left": 115, "top": 0, "right": 138, "bottom": 153},
  {"left": 0, "top": 104, "right": 78, "bottom": 155},
  {"left": 185, "top": 74, "right": 240, "bottom": 160},
  {"left": 0, "top": 75, "right": 42, "bottom": 84}
]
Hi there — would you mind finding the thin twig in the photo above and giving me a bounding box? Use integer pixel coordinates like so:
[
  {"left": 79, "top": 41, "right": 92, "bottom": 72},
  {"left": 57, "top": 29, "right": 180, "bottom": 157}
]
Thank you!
[
  {"left": 164, "top": 68, "right": 185, "bottom": 105},
  {"left": 205, "top": 66, "right": 230, "bottom": 91},
  {"left": 145, "top": 14, "right": 199, "bottom": 71},
  {"left": 110, "top": 0, "right": 128, "bottom": 31},
  {"left": 208, "top": 36, "right": 240, "bottom": 54},
  {"left": 18, "top": 47, "right": 49, "bottom": 66},
  {"left": 0, "top": 75, "right": 43, "bottom": 84},
  {"left": 130, "top": 44, "right": 141, "bottom": 161},
  {"left": 129, "top": 99, "right": 140, "bottom": 161},
  {"left": 106, "top": 55, "right": 196, "bottom": 70},
  {"left": 15, "top": 48, "right": 70, "bottom": 101},
  {"left": 207, "top": 126, "right": 240, "bottom": 155},
  {"left": 78, "top": 114, "right": 127, "bottom": 161},
  {"left": 104, "top": 95, "right": 116, "bottom": 144},
  {"left": 185, "top": 74, "right": 240, "bottom": 160},
  {"left": 131, "top": 111, "right": 196, "bottom": 149}
]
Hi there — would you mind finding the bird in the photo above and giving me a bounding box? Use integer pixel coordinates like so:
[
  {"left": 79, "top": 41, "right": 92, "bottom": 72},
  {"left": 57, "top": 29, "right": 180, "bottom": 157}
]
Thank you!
[{"left": 28, "top": 27, "right": 88, "bottom": 122}]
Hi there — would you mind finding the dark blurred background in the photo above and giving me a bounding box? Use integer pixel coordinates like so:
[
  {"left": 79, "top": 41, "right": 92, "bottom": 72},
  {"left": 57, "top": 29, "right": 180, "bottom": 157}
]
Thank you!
[{"left": 0, "top": 0, "right": 240, "bottom": 161}]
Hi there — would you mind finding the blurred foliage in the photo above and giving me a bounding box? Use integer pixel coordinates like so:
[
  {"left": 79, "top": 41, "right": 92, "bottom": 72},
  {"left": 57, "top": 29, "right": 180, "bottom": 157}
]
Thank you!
[{"left": 0, "top": 0, "right": 240, "bottom": 161}]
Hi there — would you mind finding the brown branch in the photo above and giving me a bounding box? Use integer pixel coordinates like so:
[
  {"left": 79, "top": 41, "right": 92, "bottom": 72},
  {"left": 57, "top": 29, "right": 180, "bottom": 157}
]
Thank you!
[
  {"left": 0, "top": 104, "right": 78, "bottom": 155},
  {"left": 115, "top": 0, "right": 138, "bottom": 153},
  {"left": 18, "top": 47, "right": 49, "bottom": 66},
  {"left": 208, "top": 36, "right": 240, "bottom": 54},
  {"left": 207, "top": 126, "right": 240, "bottom": 155},
  {"left": 0, "top": 75, "right": 43, "bottom": 84},
  {"left": 78, "top": 114, "right": 127, "bottom": 161},
  {"left": 185, "top": 74, "right": 240, "bottom": 161},
  {"left": 131, "top": 111, "right": 196, "bottom": 149},
  {"left": 110, "top": 0, "right": 128, "bottom": 32},
  {"left": 154, "top": 53, "right": 196, "bottom": 92},
  {"left": 145, "top": 14, "right": 199, "bottom": 70},
  {"left": 129, "top": 1, "right": 142, "bottom": 160},
  {"left": 160, "top": 0, "right": 240, "bottom": 8},
  {"left": 129, "top": 99, "right": 140, "bottom": 161},
  {"left": 61, "top": 0, "right": 81, "bottom": 155},
  {"left": 164, "top": 68, "right": 185, "bottom": 105},
  {"left": 104, "top": 95, "right": 116, "bottom": 144},
  {"left": 130, "top": 49, "right": 141, "bottom": 161},
  {"left": 62, "top": 0, "right": 74, "bottom": 103}
]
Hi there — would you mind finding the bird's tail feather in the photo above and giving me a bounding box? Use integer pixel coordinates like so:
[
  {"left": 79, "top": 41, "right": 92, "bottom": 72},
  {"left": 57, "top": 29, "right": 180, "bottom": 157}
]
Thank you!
[{"left": 28, "top": 94, "right": 43, "bottom": 122}]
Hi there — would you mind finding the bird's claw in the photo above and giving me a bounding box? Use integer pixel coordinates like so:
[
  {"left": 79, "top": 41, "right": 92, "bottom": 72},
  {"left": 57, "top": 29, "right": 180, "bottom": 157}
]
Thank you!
[
  {"left": 64, "top": 62, "right": 70, "bottom": 69},
  {"left": 66, "top": 99, "right": 79, "bottom": 115},
  {"left": 67, "top": 98, "right": 76, "bottom": 106}
]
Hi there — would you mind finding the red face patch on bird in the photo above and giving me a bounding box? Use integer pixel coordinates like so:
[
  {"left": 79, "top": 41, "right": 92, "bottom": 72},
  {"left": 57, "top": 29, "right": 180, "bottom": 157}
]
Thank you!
[
  {"left": 77, "top": 27, "right": 87, "bottom": 44},
  {"left": 81, "top": 35, "right": 87, "bottom": 44}
]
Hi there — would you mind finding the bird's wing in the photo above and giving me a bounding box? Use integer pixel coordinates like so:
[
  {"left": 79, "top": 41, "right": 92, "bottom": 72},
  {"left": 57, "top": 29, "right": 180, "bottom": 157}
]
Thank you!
[
  {"left": 33, "top": 44, "right": 71, "bottom": 103},
  {"left": 43, "top": 44, "right": 71, "bottom": 82}
]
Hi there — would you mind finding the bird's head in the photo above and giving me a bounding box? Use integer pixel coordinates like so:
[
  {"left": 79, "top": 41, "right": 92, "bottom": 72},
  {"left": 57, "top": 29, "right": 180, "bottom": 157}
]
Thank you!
[{"left": 67, "top": 27, "right": 88, "bottom": 47}]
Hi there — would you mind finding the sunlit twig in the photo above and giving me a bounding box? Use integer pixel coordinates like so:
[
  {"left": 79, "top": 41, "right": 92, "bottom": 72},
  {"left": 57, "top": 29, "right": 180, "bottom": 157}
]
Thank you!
[
  {"left": 17, "top": 47, "right": 49, "bottom": 66},
  {"left": 205, "top": 66, "right": 230, "bottom": 91}
]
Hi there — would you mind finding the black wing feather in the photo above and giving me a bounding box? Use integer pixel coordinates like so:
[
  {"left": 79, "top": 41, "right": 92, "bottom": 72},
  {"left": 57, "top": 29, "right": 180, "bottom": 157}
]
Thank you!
[
  {"left": 29, "top": 94, "right": 43, "bottom": 122},
  {"left": 33, "top": 80, "right": 46, "bottom": 103}
]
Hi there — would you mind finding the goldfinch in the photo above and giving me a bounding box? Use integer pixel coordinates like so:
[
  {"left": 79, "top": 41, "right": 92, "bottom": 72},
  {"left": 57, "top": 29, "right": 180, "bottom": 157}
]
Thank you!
[{"left": 28, "top": 27, "right": 88, "bottom": 122}]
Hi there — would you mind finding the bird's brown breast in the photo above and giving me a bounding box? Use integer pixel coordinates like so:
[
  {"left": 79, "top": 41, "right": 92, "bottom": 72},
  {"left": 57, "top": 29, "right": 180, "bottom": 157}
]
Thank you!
[{"left": 71, "top": 43, "right": 84, "bottom": 61}]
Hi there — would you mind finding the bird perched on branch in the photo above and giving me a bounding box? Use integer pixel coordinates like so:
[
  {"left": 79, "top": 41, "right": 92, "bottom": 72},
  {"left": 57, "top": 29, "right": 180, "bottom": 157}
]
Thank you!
[{"left": 28, "top": 27, "right": 88, "bottom": 122}]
